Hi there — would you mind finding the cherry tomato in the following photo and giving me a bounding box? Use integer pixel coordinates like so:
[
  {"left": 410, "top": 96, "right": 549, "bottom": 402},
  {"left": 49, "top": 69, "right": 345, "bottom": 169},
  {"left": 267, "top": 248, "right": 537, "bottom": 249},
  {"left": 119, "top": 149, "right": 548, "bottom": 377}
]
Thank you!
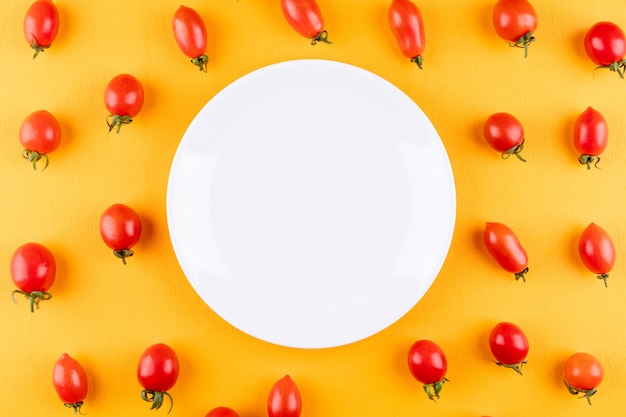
[
  {"left": 388, "top": 0, "right": 425, "bottom": 69},
  {"left": 281, "top": 0, "right": 332, "bottom": 45},
  {"left": 492, "top": 0, "right": 537, "bottom": 57},
  {"left": 484, "top": 222, "right": 529, "bottom": 281},
  {"left": 584, "top": 22, "right": 626, "bottom": 78},
  {"left": 53, "top": 353, "right": 88, "bottom": 414},
  {"left": 407, "top": 340, "right": 448, "bottom": 401},
  {"left": 564, "top": 352, "right": 603, "bottom": 405},
  {"left": 99, "top": 203, "right": 142, "bottom": 264},
  {"left": 206, "top": 406, "right": 240, "bottom": 417},
  {"left": 137, "top": 343, "right": 179, "bottom": 413},
  {"left": 24, "top": 0, "right": 59, "bottom": 59},
  {"left": 10, "top": 242, "right": 56, "bottom": 312},
  {"left": 579, "top": 223, "right": 615, "bottom": 287},
  {"left": 483, "top": 112, "right": 526, "bottom": 162},
  {"left": 104, "top": 74, "right": 144, "bottom": 134},
  {"left": 489, "top": 322, "right": 529, "bottom": 375},
  {"left": 19, "top": 109, "right": 61, "bottom": 171},
  {"left": 172, "top": 6, "right": 209, "bottom": 72},
  {"left": 267, "top": 375, "right": 302, "bottom": 417},
  {"left": 574, "top": 107, "right": 608, "bottom": 169}
]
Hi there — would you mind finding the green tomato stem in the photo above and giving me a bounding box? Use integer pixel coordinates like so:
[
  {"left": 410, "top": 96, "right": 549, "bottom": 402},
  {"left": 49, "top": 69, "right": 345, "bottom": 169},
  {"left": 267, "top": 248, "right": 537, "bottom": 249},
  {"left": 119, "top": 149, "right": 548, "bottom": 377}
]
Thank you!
[
  {"left": 191, "top": 55, "right": 209, "bottom": 72},
  {"left": 30, "top": 37, "right": 51, "bottom": 59},
  {"left": 11, "top": 289, "right": 52, "bottom": 312},
  {"left": 564, "top": 380, "right": 598, "bottom": 405},
  {"left": 113, "top": 249, "right": 134, "bottom": 265},
  {"left": 422, "top": 377, "right": 449, "bottom": 401},
  {"left": 508, "top": 31, "right": 535, "bottom": 58},
  {"left": 501, "top": 139, "right": 527, "bottom": 162},
  {"left": 514, "top": 267, "right": 529, "bottom": 282},
  {"left": 141, "top": 389, "right": 174, "bottom": 414},
  {"left": 311, "top": 30, "right": 332, "bottom": 45},
  {"left": 411, "top": 55, "right": 424, "bottom": 70},
  {"left": 21, "top": 149, "right": 49, "bottom": 171},
  {"left": 597, "top": 273, "right": 609, "bottom": 287},
  {"left": 64, "top": 401, "right": 85, "bottom": 415},
  {"left": 107, "top": 114, "right": 134, "bottom": 134},
  {"left": 495, "top": 359, "right": 527, "bottom": 375},
  {"left": 578, "top": 154, "right": 601, "bottom": 170}
]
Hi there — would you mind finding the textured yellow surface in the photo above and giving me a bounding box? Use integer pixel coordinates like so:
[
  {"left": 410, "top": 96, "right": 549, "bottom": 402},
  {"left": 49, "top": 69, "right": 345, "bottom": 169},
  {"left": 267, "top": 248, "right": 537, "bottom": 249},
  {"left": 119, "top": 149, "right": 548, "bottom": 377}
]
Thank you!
[{"left": 1, "top": 0, "right": 626, "bottom": 416}]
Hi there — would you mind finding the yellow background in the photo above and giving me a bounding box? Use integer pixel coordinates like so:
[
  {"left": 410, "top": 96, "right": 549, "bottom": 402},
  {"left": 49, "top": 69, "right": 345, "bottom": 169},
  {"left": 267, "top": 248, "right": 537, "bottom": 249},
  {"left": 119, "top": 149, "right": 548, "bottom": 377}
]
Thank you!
[{"left": 1, "top": 0, "right": 625, "bottom": 416}]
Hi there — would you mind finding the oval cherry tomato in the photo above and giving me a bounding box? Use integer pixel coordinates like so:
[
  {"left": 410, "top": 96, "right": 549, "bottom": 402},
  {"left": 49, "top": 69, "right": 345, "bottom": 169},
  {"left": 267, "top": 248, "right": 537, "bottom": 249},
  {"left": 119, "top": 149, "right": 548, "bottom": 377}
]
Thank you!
[
  {"left": 483, "top": 112, "right": 526, "bottom": 162},
  {"left": 484, "top": 222, "right": 529, "bottom": 281},
  {"left": 10, "top": 242, "right": 56, "bottom": 312},
  {"left": 584, "top": 22, "right": 626, "bottom": 78},
  {"left": 172, "top": 5, "right": 208, "bottom": 72},
  {"left": 489, "top": 322, "right": 529, "bottom": 375},
  {"left": 492, "top": 0, "right": 537, "bottom": 57},
  {"left": 19, "top": 109, "right": 61, "bottom": 171},
  {"left": 104, "top": 73, "right": 144, "bottom": 134},
  {"left": 281, "top": 0, "right": 331, "bottom": 45},
  {"left": 574, "top": 107, "right": 608, "bottom": 169},
  {"left": 99, "top": 203, "right": 142, "bottom": 264},
  {"left": 564, "top": 352, "right": 603, "bottom": 405},
  {"left": 24, "top": 0, "right": 59, "bottom": 59},
  {"left": 267, "top": 375, "right": 302, "bottom": 417},
  {"left": 137, "top": 343, "right": 180, "bottom": 413},
  {"left": 53, "top": 353, "right": 88, "bottom": 414},
  {"left": 206, "top": 406, "right": 240, "bottom": 417},
  {"left": 579, "top": 223, "right": 615, "bottom": 287},
  {"left": 388, "top": 0, "right": 425, "bottom": 69},
  {"left": 407, "top": 340, "right": 448, "bottom": 401}
]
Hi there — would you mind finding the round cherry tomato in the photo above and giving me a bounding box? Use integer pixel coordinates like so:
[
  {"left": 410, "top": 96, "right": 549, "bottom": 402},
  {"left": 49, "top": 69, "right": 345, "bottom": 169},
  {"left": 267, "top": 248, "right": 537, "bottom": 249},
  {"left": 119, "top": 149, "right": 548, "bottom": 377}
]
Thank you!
[
  {"left": 579, "top": 223, "right": 615, "bottom": 287},
  {"left": 484, "top": 222, "right": 529, "bottom": 281},
  {"left": 53, "top": 353, "right": 88, "bottom": 414},
  {"left": 104, "top": 73, "right": 144, "bottom": 133},
  {"left": 172, "top": 6, "right": 209, "bottom": 72},
  {"left": 206, "top": 406, "right": 240, "bottom": 417},
  {"left": 564, "top": 352, "right": 603, "bottom": 405},
  {"left": 584, "top": 22, "right": 626, "bottom": 78},
  {"left": 281, "top": 0, "right": 332, "bottom": 45},
  {"left": 574, "top": 107, "right": 608, "bottom": 169},
  {"left": 99, "top": 203, "right": 142, "bottom": 264},
  {"left": 483, "top": 112, "right": 527, "bottom": 162},
  {"left": 137, "top": 343, "right": 179, "bottom": 413},
  {"left": 489, "top": 322, "right": 529, "bottom": 375},
  {"left": 388, "top": 0, "right": 425, "bottom": 69},
  {"left": 267, "top": 375, "right": 302, "bottom": 417},
  {"left": 10, "top": 242, "right": 56, "bottom": 312},
  {"left": 24, "top": 0, "right": 59, "bottom": 59},
  {"left": 19, "top": 109, "right": 61, "bottom": 171},
  {"left": 407, "top": 340, "right": 448, "bottom": 401},
  {"left": 492, "top": 0, "right": 537, "bottom": 57}
]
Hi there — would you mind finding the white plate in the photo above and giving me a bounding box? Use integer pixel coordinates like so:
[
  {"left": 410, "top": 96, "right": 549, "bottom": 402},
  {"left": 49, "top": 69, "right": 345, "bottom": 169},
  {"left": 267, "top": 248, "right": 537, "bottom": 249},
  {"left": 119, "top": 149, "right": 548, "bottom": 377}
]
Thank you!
[{"left": 166, "top": 59, "right": 455, "bottom": 349}]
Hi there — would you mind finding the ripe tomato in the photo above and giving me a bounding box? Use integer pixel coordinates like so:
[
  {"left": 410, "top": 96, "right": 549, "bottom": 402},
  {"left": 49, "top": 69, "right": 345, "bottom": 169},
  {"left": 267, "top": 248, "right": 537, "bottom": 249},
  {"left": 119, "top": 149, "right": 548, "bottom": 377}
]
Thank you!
[
  {"left": 172, "top": 6, "right": 209, "bottom": 72},
  {"left": 267, "top": 375, "right": 302, "bottom": 417},
  {"left": 484, "top": 222, "right": 529, "bottom": 281},
  {"left": 388, "top": 0, "right": 425, "bottom": 69},
  {"left": 584, "top": 22, "right": 626, "bottom": 78},
  {"left": 53, "top": 353, "right": 88, "bottom": 414},
  {"left": 104, "top": 74, "right": 144, "bottom": 133},
  {"left": 483, "top": 112, "right": 527, "bottom": 162},
  {"left": 574, "top": 107, "right": 608, "bottom": 169},
  {"left": 24, "top": 0, "right": 59, "bottom": 59},
  {"left": 99, "top": 203, "right": 142, "bottom": 264},
  {"left": 281, "top": 0, "right": 332, "bottom": 45},
  {"left": 564, "top": 352, "right": 603, "bottom": 405},
  {"left": 137, "top": 343, "right": 180, "bottom": 413},
  {"left": 489, "top": 322, "right": 529, "bottom": 375},
  {"left": 492, "top": 0, "right": 537, "bottom": 57},
  {"left": 579, "top": 223, "right": 615, "bottom": 287},
  {"left": 19, "top": 109, "right": 61, "bottom": 171},
  {"left": 10, "top": 242, "right": 56, "bottom": 312},
  {"left": 206, "top": 406, "right": 240, "bottom": 417},
  {"left": 407, "top": 340, "right": 448, "bottom": 401}
]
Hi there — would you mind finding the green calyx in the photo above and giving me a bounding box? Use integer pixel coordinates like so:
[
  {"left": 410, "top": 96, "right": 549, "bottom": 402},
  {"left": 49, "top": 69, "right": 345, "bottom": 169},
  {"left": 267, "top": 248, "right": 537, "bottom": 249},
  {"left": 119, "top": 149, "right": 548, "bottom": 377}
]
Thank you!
[
  {"left": 422, "top": 377, "right": 449, "bottom": 401},
  {"left": 411, "top": 55, "right": 424, "bottom": 70},
  {"left": 311, "top": 30, "right": 332, "bottom": 45},
  {"left": 11, "top": 289, "right": 52, "bottom": 312},
  {"left": 113, "top": 249, "right": 134, "bottom": 265},
  {"left": 564, "top": 380, "right": 597, "bottom": 405},
  {"left": 191, "top": 55, "right": 209, "bottom": 72},
  {"left": 514, "top": 267, "right": 529, "bottom": 282},
  {"left": 30, "top": 37, "right": 51, "bottom": 59},
  {"left": 595, "top": 60, "right": 626, "bottom": 79},
  {"left": 578, "top": 154, "right": 601, "bottom": 170},
  {"left": 495, "top": 359, "right": 527, "bottom": 375},
  {"left": 21, "top": 149, "right": 49, "bottom": 171},
  {"left": 141, "top": 389, "right": 174, "bottom": 414},
  {"left": 597, "top": 273, "right": 609, "bottom": 287},
  {"left": 501, "top": 139, "right": 527, "bottom": 162},
  {"left": 64, "top": 401, "right": 85, "bottom": 415},
  {"left": 508, "top": 31, "right": 535, "bottom": 58},
  {"left": 107, "top": 114, "right": 134, "bottom": 134}
]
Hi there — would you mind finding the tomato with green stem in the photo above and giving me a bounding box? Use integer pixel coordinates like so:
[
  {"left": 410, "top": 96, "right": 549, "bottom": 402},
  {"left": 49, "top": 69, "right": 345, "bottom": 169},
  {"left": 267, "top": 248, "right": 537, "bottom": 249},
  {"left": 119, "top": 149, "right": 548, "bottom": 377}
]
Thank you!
[
  {"left": 574, "top": 107, "right": 608, "bottom": 169},
  {"left": 206, "top": 407, "right": 240, "bottom": 417},
  {"left": 281, "top": 0, "right": 332, "bottom": 45},
  {"left": 268, "top": 375, "right": 302, "bottom": 417},
  {"left": 484, "top": 222, "right": 529, "bottom": 282},
  {"left": 584, "top": 22, "right": 626, "bottom": 78},
  {"left": 579, "top": 223, "right": 615, "bottom": 287},
  {"left": 172, "top": 5, "right": 209, "bottom": 72},
  {"left": 388, "top": 0, "right": 426, "bottom": 69},
  {"left": 489, "top": 322, "right": 529, "bottom": 375},
  {"left": 24, "top": 0, "right": 59, "bottom": 59},
  {"left": 10, "top": 242, "right": 56, "bottom": 312},
  {"left": 407, "top": 340, "right": 448, "bottom": 401},
  {"left": 564, "top": 352, "right": 603, "bottom": 405},
  {"left": 99, "top": 203, "right": 142, "bottom": 265},
  {"left": 104, "top": 74, "right": 144, "bottom": 134},
  {"left": 19, "top": 109, "right": 61, "bottom": 171},
  {"left": 137, "top": 343, "right": 179, "bottom": 414},
  {"left": 492, "top": 0, "right": 537, "bottom": 57},
  {"left": 53, "top": 353, "right": 88, "bottom": 414},
  {"left": 483, "top": 112, "right": 527, "bottom": 162}
]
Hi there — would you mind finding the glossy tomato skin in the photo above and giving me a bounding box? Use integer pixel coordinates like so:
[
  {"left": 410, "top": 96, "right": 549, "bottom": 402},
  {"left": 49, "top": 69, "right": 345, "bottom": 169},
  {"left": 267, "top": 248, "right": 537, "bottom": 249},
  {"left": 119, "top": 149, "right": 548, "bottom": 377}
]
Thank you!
[
  {"left": 19, "top": 109, "right": 61, "bottom": 170},
  {"left": 10, "top": 242, "right": 56, "bottom": 312},
  {"left": 388, "top": 0, "right": 425, "bottom": 68},
  {"left": 267, "top": 375, "right": 302, "bottom": 417},
  {"left": 489, "top": 322, "right": 529, "bottom": 375},
  {"left": 483, "top": 112, "right": 526, "bottom": 161},
  {"left": 407, "top": 340, "right": 448, "bottom": 401},
  {"left": 24, "top": 0, "right": 59, "bottom": 58},
  {"left": 172, "top": 6, "right": 209, "bottom": 71},
  {"left": 484, "top": 222, "right": 529, "bottom": 281},
  {"left": 579, "top": 223, "right": 615, "bottom": 287},
  {"left": 104, "top": 74, "right": 144, "bottom": 133},
  {"left": 564, "top": 352, "right": 603, "bottom": 404},
  {"left": 492, "top": 0, "right": 537, "bottom": 56},
  {"left": 100, "top": 203, "right": 141, "bottom": 264},
  {"left": 53, "top": 353, "right": 88, "bottom": 413},
  {"left": 206, "top": 406, "right": 240, "bottom": 417},
  {"left": 281, "top": 0, "right": 331, "bottom": 45},
  {"left": 138, "top": 343, "right": 180, "bottom": 412},
  {"left": 584, "top": 22, "right": 626, "bottom": 65},
  {"left": 574, "top": 107, "right": 608, "bottom": 169}
]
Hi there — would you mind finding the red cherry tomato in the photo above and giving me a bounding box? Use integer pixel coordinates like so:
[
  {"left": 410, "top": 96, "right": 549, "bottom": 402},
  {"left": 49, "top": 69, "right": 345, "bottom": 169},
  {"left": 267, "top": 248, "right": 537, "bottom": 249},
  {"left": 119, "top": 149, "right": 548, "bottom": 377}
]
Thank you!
[
  {"left": 172, "top": 5, "right": 209, "bottom": 72},
  {"left": 579, "top": 223, "right": 615, "bottom": 287},
  {"left": 53, "top": 353, "right": 88, "bottom": 414},
  {"left": 19, "top": 109, "right": 61, "bottom": 171},
  {"left": 267, "top": 375, "right": 302, "bottom": 417},
  {"left": 388, "top": 0, "right": 425, "bottom": 69},
  {"left": 492, "top": 0, "right": 537, "bottom": 57},
  {"left": 99, "top": 203, "right": 142, "bottom": 264},
  {"left": 137, "top": 343, "right": 180, "bottom": 413},
  {"left": 407, "top": 340, "right": 448, "bottom": 401},
  {"left": 484, "top": 222, "right": 529, "bottom": 281},
  {"left": 483, "top": 112, "right": 526, "bottom": 161},
  {"left": 104, "top": 73, "right": 144, "bottom": 133},
  {"left": 564, "top": 352, "right": 603, "bottom": 405},
  {"left": 584, "top": 22, "right": 626, "bottom": 78},
  {"left": 281, "top": 0, "right": 332, "bottom": 45},
  {"left": 23, "top": 0, "right": 59, "bottom": 59},
  {"left": 206, "top": 406, "right": 240, "bottom": 417},
  {"left": 10, "top": 242, "right": 56, "bottom": 312},
  {"left": 574, "top": 107, "right": 608, "bottom": 169},
  {"left": 489, "top": 322, "right": 529, "bottom": 375}
]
